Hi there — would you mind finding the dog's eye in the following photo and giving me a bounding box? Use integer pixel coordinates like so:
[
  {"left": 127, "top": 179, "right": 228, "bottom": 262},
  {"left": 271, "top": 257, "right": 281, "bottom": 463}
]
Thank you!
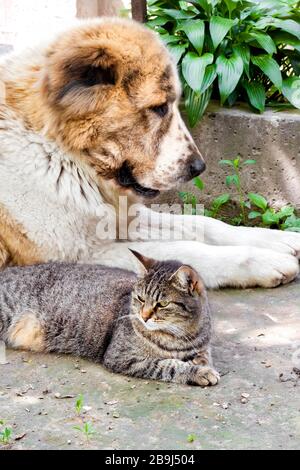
[{"left": 150, "top": 103, "right": 168, "bottom": 117}]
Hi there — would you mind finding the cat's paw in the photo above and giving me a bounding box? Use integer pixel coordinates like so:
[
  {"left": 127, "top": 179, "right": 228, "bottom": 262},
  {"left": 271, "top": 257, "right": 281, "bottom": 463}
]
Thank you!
[{"left": 194, "top": 366, "right": 220, "bottom": 387}]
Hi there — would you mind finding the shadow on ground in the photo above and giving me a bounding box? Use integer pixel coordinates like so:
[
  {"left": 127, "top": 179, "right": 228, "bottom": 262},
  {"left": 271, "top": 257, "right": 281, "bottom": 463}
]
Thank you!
[{"left": 0, "top": 279, "right": 299, "bottom": 450}]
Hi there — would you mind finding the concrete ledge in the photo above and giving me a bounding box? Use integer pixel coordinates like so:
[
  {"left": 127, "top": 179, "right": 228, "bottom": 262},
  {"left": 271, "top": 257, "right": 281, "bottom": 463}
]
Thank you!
[{"left": 157, "top": 103, "right": 300, "bottom": 210}]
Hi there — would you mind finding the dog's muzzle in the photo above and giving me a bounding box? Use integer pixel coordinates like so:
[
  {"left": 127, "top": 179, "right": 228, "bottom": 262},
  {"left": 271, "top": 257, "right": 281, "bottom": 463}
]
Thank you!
[{"left": 117, "top": 161, "right": 160, "bottom": 198}]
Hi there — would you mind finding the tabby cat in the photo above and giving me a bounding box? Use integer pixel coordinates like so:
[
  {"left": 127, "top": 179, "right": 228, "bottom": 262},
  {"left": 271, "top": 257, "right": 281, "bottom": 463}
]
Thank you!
[{"left": 0, "top": 251, "right": 219, "bottom": 386}]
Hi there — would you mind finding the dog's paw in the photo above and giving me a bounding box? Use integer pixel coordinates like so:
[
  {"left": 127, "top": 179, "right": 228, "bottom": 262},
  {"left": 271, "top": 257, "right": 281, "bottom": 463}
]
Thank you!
[
  {"left": 233, "top": 226, "right": 300, "bottom": 258},
  {"left": 194, "top": 366, "right": 220, "bottom": 387},
  {"left": 241, "top": 249, "right": 299, "bottom": 288}
]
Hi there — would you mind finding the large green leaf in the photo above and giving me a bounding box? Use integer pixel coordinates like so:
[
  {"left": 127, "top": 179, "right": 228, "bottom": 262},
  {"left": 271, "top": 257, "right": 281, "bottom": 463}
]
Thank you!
[
  {"left": 199, "top": 64, "right": 217, "bottom": 93},
  {"left": 161, "top": 8, "right": 197, "bottom": 20},
  {"left": 209, "top": 16, "right": 235, "bottom": 50},
  {"left": 184, "top": 85, "right": 212, "bottom": 127},
  {"left": 243, "top": 81, "right": 266, "bottom": 113},
  {"left": 248, "top": 31, "right": 277, "bottom": 55},
  {"left": 168, "top": 43, "right": 188, "bottom": 64},
  {"left": 181, "top": 19, "right": 205, "bottom": 55},
  {"left": 216, "top": 53, "right": 244, "bottom": 105},
  {"left": 235, "top": 43, "right": 250, "bottom": 78},
  {"left": 282, "top": 77, "right": 300, "bottom": 109},
  {"left": 182, "top": 52, "right": 214, "bottom": 93},
  {"left": 273, "top": 19, "right": 300, "bottom": 40},
  {"left": 251, "top": 55, "right": 282, "bottom": 89}
]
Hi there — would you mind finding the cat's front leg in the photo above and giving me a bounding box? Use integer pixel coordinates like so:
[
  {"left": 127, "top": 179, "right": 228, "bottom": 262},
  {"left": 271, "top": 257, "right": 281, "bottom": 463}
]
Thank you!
[{"left": 121, "top": 357, "right": 220, "bottom": 387}]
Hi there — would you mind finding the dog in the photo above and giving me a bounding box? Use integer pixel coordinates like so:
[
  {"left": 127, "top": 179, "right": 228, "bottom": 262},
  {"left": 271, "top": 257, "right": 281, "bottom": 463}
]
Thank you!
[{"left": 0, "top": 18, "right": 299, "bottom": 289}]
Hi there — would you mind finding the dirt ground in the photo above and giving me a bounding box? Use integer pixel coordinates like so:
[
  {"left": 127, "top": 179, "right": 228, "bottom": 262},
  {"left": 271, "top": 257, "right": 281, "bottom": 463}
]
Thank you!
[{"left": 0, "top": 278, "right": 299, "bottom": 450}]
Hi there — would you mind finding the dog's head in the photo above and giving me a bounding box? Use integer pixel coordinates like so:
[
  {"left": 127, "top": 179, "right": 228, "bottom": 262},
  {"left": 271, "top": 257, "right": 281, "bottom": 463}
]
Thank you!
[{"left": 42, "top": 18, "right": 205, "bottom": 199}]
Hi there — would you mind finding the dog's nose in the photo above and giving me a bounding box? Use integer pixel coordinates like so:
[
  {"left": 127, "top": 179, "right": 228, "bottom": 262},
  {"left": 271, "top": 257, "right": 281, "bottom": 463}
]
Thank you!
[{"left": 189, "top": 158, "right": 206, "bottom": 178}]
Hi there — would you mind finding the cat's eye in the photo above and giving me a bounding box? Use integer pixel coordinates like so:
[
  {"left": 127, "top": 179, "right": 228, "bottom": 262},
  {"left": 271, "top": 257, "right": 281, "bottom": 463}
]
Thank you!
[
  {"left": 136, "top": 295, "right": 145, "bottom": 303},
  {"left": 156, "top": 300, "right": 169, "bottom": 308}
]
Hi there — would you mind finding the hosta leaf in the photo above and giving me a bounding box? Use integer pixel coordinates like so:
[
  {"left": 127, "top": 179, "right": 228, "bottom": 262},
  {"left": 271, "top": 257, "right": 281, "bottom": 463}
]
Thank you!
[
  {"left": 184, "top": 84, "right": 212, "bottom": 127},
  {"left": 147, "top": 16, "right": 170, "bottom": 27},
  {"left": 182, "top": 52, "right": 214, "bottom": 93},
  {"left": 160, "top": 34, "right": 181, "bottom": 45},
  {"left": 216, "top": 53, "right": 244, "bottom": 105},
  {"left": 181, "top": 19, "right": 205, "bottom": 55},
  {"left": 273, "top": 19, "right": 300, "bottom": 40},
  {"left": 162, "top": 8, "right": 197, "bottom": 20},
  {"left": 234, "top": 44, "right": 250, "bottom": 78},
  {"left": 168, "top": 43, "right": 188, "bottom": 64},
  {"left": 243, "top": 81, "right": 266, "bottom": 113},
  {"left": 248, "top": 32, "right": 277, "bottom": 55},
  {"left": 198, "top": 64, "right": 217, "bottom": 94},
  {"left": 248, "top": 193, "right": 268, "bottom": 211},
  {"left": 282, "top": 77, "right": 300, "bottom": 109},
  {"left": 209, "top": 16, "right": 235, "bottom": 50},
  {"left": 251, "top": 55, "right": 282, "bottom": 89}
]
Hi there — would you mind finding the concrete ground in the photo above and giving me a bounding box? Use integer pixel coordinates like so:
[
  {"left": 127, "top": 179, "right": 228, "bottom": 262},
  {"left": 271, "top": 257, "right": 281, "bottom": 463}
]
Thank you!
[{"left": 0, "top": 279, "right": 299, "bottom": 450}]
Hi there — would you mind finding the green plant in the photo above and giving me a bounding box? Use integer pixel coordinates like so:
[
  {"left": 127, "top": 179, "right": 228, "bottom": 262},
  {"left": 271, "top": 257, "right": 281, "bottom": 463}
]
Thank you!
[
  {"left": 220, "top": 156, "right": 256, "bottom": 225},
  {"left": 75, "top": 394, "right": 84, "bottom": 415},
  {"left": 147, "top": 0, "right": 300, "bottom": 126},
  {"left": 73, "top": 422, "right": 96, "bottom": 441},
  {"left": 0, "top": 420, "right": 12, "bottom": 445},
  {"left": 178, "top": 158, "right": 300, "bottom": 230},
  {"left": 187, "top": 433, "right": 197, "bottom": 442}
]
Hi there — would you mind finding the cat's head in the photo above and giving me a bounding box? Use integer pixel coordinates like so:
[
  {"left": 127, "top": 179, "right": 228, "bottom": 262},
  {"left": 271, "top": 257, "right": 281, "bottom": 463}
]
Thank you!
[{"left": 129, "top": 250, "right": 209, "bottom": 340}]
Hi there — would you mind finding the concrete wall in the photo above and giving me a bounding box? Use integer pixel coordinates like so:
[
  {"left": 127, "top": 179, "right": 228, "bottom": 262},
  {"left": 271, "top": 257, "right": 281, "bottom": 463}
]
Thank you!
[
  {"left": 0, "top": 0, "right": 128, "bottom": 50},
  {"left": 157, "top": 103, "right": 300, "bottom": 210}
]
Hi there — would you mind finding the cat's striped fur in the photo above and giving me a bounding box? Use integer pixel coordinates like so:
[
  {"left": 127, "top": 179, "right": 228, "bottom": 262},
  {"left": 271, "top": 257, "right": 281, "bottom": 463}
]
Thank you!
[{"left": 0, "top": 253, "right": 219, "bottom": 386}]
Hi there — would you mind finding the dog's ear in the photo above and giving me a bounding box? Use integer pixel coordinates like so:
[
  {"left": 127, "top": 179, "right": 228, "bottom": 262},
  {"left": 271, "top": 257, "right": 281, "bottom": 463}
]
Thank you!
[
  {"left": 169, "top": 265, "right": 204, "bottom": 296},
  {"left": 44, "top": 43, "right": 120, "bottom": 112},
  {"left": 129, "top": 249, "right": 156, "bottom": 276}
]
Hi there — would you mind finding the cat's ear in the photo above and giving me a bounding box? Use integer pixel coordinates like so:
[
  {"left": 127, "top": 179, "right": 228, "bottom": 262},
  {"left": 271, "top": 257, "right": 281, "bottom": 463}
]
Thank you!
[
  {"left": 129, "top": 249, "right": 156, "bottom": 275},
  {"left": 169, "top": 265, "right": 204, "bottom": 296}
]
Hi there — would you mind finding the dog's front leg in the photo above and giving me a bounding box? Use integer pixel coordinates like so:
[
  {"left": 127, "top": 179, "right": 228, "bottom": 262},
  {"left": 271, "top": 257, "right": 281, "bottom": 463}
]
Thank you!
[
  {"left": 135, "top": 206, "right": 300, "bottom": 259},
  {"left": 96, "top": 240, "right": 298, "bottom": 289}
]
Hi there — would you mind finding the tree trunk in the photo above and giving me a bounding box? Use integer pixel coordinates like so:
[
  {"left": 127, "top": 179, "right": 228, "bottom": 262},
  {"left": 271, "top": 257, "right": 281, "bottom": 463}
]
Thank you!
[
  {"left": 76, "top": 0, "right": 125, "bottom": 18},
  {"left": 131, "top": 0, "right": 147, "bottom": 22}
]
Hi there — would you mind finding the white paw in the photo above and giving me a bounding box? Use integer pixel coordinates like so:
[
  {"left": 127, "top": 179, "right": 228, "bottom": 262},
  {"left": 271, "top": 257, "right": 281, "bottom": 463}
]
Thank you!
[
  {"left": 240, "top": 248, "right": 299, "bottom": 288},
  {"left": 194, "top": 366, "right": 220, "bottom": 387},
  {"left": 234, "top": 226, "right": 300, "bottom": 258}
]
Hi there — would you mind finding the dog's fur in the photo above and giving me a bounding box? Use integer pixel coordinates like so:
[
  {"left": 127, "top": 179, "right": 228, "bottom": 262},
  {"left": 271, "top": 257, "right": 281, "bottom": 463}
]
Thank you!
[{"left": 0, "top": 18, "right": 300, "bottom": 289}]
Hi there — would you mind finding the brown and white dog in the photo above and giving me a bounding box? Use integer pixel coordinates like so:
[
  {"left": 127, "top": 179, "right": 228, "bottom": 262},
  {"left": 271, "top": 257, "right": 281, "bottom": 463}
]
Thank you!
[{"left": 0, "top": 18, "right": 299, "bottom": 288}]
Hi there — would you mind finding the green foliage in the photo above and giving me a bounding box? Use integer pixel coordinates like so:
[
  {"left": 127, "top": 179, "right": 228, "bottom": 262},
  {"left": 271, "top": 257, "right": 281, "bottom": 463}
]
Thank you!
[
  {"left": 75, "top": 394, "right": 84, "bottom": 415},
  {"left": 147, "top": 0, "right": 300, "bottom": 126},
  {"left": 178, "top": 157, "right": 300, "bottom": 230},
  {"left": 0, "top": 420, "right": 12, "bottom": 445},
  {"left": 187, "top": 433, "right": 197, "bottom": 442},
  {"left": 73, "top": 422, "right": 96, "bottom": 441}
]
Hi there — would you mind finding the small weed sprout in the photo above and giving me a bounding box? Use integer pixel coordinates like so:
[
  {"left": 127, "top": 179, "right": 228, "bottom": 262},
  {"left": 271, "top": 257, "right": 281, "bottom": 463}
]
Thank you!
[
  {"left": 75, "top": 394, "right": 84, "bottom": 416},
  {"left": 73, "top": 422, "right": 95, "bottom": 442},
  {"left": 0, "top": 420, "right": 12, "bottom": 445}
]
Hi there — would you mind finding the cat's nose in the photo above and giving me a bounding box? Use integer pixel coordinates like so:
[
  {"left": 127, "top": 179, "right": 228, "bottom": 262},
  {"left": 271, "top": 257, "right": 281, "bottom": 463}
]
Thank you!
[{"left": 141, "top": 307, "right": 153, "bottom": 322}]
